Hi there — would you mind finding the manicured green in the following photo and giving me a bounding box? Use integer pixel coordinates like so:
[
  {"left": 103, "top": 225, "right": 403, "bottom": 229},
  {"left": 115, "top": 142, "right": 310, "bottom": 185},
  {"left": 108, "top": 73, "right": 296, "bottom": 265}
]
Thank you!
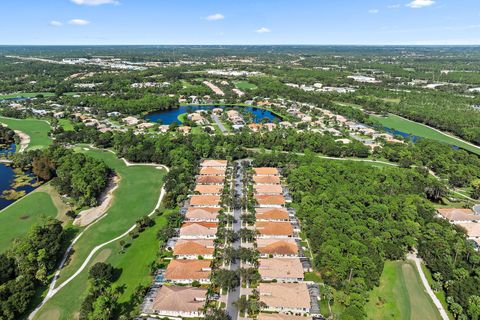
[
  {"left": 0, "top": 92, "right": 56, "bottom": 99},
  {"left": 177, "top": 112, "right": 187, "bottom": 123},
  {"left": 0, "top": 116, "right": 52, "bottom": 150},
  {"left": 371, "top": 114, "right": 480, "bottom": 155},
  {"left": 234, "top": 81, "right": 257, "bottom": 90},
  {"left": 58, "top": 119, "right": 74, "bottom": 131},
  {"left": 0, "top": 191, "right": 58, "bottom": 252},
  {"left": 365, "top": 261, "right": 442, "bottom": 320},
  {"left": 33, "top": 146, "right": 166, "bottom": 320}
]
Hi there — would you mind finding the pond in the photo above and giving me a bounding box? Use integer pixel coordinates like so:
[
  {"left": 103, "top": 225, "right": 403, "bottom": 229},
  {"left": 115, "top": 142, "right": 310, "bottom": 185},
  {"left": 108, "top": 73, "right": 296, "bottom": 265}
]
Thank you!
[
  {"left": 145, "top": 105, "right": 281, "bottom": 125},
  {"left": 0, "top": 144, "right": 37, "bottom": 210}
]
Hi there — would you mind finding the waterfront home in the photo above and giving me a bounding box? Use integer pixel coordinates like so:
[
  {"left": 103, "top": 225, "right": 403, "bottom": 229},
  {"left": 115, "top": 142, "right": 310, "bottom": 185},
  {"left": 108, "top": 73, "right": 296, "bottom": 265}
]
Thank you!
[
  {"left": 258, "top": 258, "right": 304, "bottom": 282},
  {"left": 256, "top": 221, "right": 294, "bottom": 238},
  {"left": 147, "top": 286, "right": 207, "bottom": 318},
  {"left": 185, "top": 207, "right": 220, "bottom": 222},
  {"left": 255, "top": 195, "right": 286, "bottom": 208},
  {"left": 194, "top": 184, "right": 223, "bottom": 195},
  {"left": 259, "top": 283, "right": 311, "bottom": 314},
  {"left": 165, "top": 260, "right": 212, "bottom": 284},
  {"left": 257, "top": 238, "right": 299, "bottom": 257},
  {"left": 256, "top": 208, "right": 290, "bottom": 221},
  {"left": 173, "top": 239, "right": 216, "bottom": 259},
  {"left": 253, "top": 175, "right": 281, "bottom": 185},
  {"left": 437, "top": 208, "right": 480, "bottom": 224},
  {"left": 179, "top": 222, "right": 218, "bottom": 239}
]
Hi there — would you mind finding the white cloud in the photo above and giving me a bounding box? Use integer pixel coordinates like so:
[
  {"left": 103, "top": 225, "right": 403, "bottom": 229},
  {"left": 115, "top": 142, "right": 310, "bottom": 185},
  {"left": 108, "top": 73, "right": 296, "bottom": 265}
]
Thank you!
[
  {"left": 69, "top": 19, "right": 91, "bottom": 25},
  {"left": 407, "top": 0, "right": 435, "bottom": 8},
  {"left": 369, "top": 9, "right": 379, "bottom": 14},
  {"left": 71, "top": 0, "right": 118, "bottom": 5},
  {"left": 50, "top": 20, "right": 63, "bottom": 27},
  {"left": 205, "top": 13, "right": 225, "bottom": 21},
  {"left": 388, "top": 4, "right": 401, "bottom": 8},
  {"left": 255, "top": 27, "right": 271, "bottom": 34}
]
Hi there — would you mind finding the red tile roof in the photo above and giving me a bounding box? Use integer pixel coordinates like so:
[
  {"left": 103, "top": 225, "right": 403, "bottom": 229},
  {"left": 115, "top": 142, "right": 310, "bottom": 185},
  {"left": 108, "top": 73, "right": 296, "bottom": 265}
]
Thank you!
[
  {"left": 165, "top": 260, "right": 211, "bottom": 280},
  {"left": 256, "top": 221, "right": 294, "bottom": 236}
]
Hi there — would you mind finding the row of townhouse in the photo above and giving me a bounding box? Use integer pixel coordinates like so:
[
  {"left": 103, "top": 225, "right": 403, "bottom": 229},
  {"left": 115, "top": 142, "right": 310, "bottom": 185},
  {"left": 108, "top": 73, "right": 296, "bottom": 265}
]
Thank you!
[
  {"left": 145, "top": 160, "right": 228, "bottom": 319},
  {"left": 251, "top": 168, "right": 316, "bottom": 319},
  {"left": 437, "top": 207, "right": 480, "bottom": 250}
]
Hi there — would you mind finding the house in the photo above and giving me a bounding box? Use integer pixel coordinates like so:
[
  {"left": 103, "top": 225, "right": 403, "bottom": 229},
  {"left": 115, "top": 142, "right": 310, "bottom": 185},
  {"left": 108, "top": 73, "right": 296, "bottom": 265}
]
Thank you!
[
  {"left": 259, "top": 283, "right": 311, "bottom": 314},
  {"left": 255, "top": 195, "right": 286, "bottom": 208},
  {"left": 279, "top": 121, "right": 293, "bottom": 128},
  {"left": 186, "top": 207, "right": 220, "bottom": 222},
  {"left": 258, "top": 313, "right": 312, "bottom": 320},
  {"left": 437, "top": 208, "right": 480, "bottom": 224},
  {"left": 197, "top": 175, "right": 225, "bottom": 185},
  {"left": 256, "top": 208, "right": 290, "bottom": 221},
  {"left": 179, "top": 222, "right": 218, "bottom": 239},
  {"left": 190, "top": 195, "right": 221, "bottom": 207},
  {"left": 257, "top": 238, "right": 299, "bottom": 257},
  {"left": 256, "top": 221, "right": 294, "bottom": 238},
  {"left": 137, "top": 122, "right": 155, "bottom": 130},
  {"left": 254, "top": 168, "right": 280, "bottom": 176},
  {"left": 159, "top": 125, "right": 170, "bottom": 133},
  {"left": 178, "top": 126, "right": 191, "bottom": 134},
  {"left": 194, "top": 185, "right": 223, "bottom": 195},
  {"left": 122, "top": 116, "right": 140, "bottom": 126},
  {"left": 199, "top": 167, "right": 226, "bottom": 176},
  {"left": 264, "top": 123, "right": 277, "bottom": 132},
  {"left": 259, "top": 258, "right": 304, "bottom": 282},
  {"left": 147, "top": 286, "right": 207, "bottom": 318},
  {"left": 248, "top": 123, "right": 263, "bottom": 132},
  {"left": 254, "top": 184, "right": 283, "bottom": 195},
  {"left": 253, "top": 176, "right": 281, "bottom": 185},
  {"left": 457, "top": 223, "right": 480, "bottom": 240},
  {"left": 201, "top": 160, "right": 228, "bottom": 168},
  {"left": 173, "top": 239, "right": 215, "bottom": 259},
  {"left": 165, "top": 260, "right": 212, "bottom": 284}
]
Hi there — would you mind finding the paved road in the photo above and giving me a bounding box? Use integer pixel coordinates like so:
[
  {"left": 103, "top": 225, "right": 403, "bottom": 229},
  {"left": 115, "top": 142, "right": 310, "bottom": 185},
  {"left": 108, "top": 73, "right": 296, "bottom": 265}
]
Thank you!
[
  {"left": 226, "top": 161, "right": 244, "bottom": 320},
  {"left": 407, "top": 252, "right": 450, "bottom": 320},
  {"left": 212, "top": 114, "right": 227, "bottom": 133}
]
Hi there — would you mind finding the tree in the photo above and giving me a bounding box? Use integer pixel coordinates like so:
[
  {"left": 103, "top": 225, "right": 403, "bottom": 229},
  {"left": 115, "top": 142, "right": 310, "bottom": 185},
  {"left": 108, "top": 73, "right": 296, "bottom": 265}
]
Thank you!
[
  {"left": 468, "top": 296, "right": 480, "bottom": 320},
  {"left": 89, "top": 262, "right": 115, "bottom": 284}
]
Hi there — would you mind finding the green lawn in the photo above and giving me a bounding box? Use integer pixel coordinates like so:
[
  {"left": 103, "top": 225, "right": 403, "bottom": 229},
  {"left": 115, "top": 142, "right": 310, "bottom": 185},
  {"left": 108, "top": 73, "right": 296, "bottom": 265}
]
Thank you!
[
  {"left": 0, "top": 92, "right": 56, "bottom": 99},
  {"left": 177, "top": 113, "right": 187, "bottom": 123},
  {"left": 58, "top": 119, "right": 74, "bottom": 131},
  {"left": 371, "top": 114, "right": 480, "bottom": 155},
  {"left": 234, "top": 81, "right": 257, "bottom": 90},
  {"left": 0, "top": 190, "right": 58, "bottom": 252},
  {"left": 33, "top": 146, "right": 166, "bottom": 320},
  {"left": 365, "top": 261, "right": 442, "bottom": 320},
  {"left": 0, "top": 117, "right": 52, "bottom": 150}
]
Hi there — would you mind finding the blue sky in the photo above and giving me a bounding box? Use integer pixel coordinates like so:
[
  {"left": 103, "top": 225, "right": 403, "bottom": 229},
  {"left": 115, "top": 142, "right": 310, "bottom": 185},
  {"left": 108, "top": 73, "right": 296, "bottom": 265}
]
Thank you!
[{"left": 0, "top": 0, "right": 479, "bottom": 45}]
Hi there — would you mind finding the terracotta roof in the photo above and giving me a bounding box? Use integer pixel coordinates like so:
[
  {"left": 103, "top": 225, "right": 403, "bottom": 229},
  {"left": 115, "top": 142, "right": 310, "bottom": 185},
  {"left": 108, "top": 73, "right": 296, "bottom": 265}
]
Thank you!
[
  {"left": 173, "top": 239, "right": 215, "bottom": 256},
  {"left": 152, "top": 286, "right": 207, "bottom": 313},
  {"left": 253, "top": 176, "right": 281, "bottom": 185},
  {"left": 197, "top": 176, "right": 225, "bottom": 185},
  {"left": 255, "top": 195, "right": 286, "bottom": 206},
  {"left": 165, "top": 260, "right": 212, "bottom": 281},
  {"left": 199, "top": 167, "right": 226, "bottom": 175},
  {"left": 195, "top": 185, "right": 223, "bottom": 195},
  {"left": 256, "top": 208, "right": 290, "bottom": 220},
  {"left": 201, "top": 160, "right": 228, "bottom": 168},
  {"left": 254, "top": 167, "right": 280, "bottom": 176},
  {"left": 259, "top": 283, "right": 311, "bottom": 310},
  {"left": 254, "top": 184, "right": 283, "bottom": 195},
  {"left": 437, "top": 208, "right": 480, "bottom": 222},
  {"left": 190, "top": 195, "right": 221, "bottom": 206},
  {"left": 180, "top": 222, "right": 218, "bottom": 237},
  {"left": 257, "top": 238, "right": 298, "bottom": 255},
  {"left": 259, "top": 258, "right": 304, "bottom": 279},
  {"left": 457, "top": 223, "right": 480, "bottom": 238},
  {"left": 186, "top": 207, "right": 220, "bottom": 220},
  {"left": 258, "top": 313, "right": 312, "bottom": 320},
  {"left": 256, "top": 222, "right": 294, "bottom": 236}
]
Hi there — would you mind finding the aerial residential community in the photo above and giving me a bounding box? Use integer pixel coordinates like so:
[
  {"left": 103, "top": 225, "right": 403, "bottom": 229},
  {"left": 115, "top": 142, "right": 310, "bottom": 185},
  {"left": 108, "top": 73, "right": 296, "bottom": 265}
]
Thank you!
[{"left": 2, "top": 1, "right": 480, "bottom": 320}]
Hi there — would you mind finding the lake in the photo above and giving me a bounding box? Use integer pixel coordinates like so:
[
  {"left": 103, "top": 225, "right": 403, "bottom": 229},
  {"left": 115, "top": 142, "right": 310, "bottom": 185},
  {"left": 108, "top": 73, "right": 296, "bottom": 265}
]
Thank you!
[
  {"left": 145, "top": 105, "right": 281, "bottom": 125},
  {"left": 0, "top": 144, "right": 37, "bottom": 210}
]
